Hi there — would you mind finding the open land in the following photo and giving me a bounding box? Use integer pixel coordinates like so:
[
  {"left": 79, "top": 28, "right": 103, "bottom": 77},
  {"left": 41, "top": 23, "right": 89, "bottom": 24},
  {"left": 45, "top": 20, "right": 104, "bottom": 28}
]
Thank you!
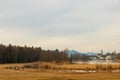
[{"left": 0, "top": 63, "right": 120, "bottom": 80}]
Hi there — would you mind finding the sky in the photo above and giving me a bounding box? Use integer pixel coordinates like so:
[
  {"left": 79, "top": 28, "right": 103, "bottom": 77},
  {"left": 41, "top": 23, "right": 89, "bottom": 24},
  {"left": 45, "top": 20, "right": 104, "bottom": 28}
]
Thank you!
[{"left": 0, "top": 0, "right": 120, "bottom": 53}]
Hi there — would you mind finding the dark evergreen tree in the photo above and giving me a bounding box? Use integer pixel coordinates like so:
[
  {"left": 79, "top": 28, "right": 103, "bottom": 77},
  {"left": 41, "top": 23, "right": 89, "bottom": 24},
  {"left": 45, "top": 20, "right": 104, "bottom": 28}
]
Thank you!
[{"left": 0, "top": 44, "right": 73, "bottom": 64}]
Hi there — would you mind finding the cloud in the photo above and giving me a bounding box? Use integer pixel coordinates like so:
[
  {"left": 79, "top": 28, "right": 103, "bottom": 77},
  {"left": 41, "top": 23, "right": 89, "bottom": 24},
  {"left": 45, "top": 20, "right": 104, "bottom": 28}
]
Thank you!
[{"left": 0, "top": 0, "right": 120, "bottom": 52}]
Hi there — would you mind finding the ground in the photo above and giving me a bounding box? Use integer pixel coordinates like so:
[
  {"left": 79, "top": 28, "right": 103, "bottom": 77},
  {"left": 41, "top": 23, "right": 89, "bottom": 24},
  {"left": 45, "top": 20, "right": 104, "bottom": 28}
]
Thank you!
[{"left": 0, "top": 64, "right": 120, "bottom": 80}]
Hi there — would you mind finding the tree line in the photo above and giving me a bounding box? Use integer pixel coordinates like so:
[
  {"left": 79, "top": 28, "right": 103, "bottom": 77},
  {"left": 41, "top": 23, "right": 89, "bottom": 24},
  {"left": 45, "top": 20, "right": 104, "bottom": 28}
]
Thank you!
[
  {"left": 1, "top": 44, "right": 120, "bottom": 64},
  {"left": 0, "top": 44, "right": 69, "bottom": 64}
]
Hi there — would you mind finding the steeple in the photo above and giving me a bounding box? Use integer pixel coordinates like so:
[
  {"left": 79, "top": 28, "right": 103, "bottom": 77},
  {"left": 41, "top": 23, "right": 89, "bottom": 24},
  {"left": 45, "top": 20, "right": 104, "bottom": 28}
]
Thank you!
[{"left": 101, "top": 49, "right": 103, "bottom": 55}]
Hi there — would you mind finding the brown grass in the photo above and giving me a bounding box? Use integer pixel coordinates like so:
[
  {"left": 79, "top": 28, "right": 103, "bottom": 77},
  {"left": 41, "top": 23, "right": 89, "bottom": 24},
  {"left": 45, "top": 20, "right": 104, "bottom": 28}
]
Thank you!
[
  {"left": 0, "top": 66, "right": 120, "bottom": 80},
  {"left": 2, "top": 62, "right": 120, "bottom": 72},
  {"left": 30, "top": 62, "right": 120, "bottom": 72},
  {"left": 0, "top": 63, "right": 120, "bottom": 80}
]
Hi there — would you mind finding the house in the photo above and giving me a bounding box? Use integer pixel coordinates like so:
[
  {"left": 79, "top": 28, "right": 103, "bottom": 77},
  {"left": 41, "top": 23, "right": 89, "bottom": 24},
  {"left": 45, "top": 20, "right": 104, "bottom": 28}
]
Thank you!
[{"left": 105, "top": 55, "right": 112, "bottom": 60}]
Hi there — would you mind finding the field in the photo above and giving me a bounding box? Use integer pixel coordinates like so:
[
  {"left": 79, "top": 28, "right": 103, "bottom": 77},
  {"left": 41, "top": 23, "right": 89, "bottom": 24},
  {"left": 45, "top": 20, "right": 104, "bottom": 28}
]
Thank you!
[{"left": 0, "top": 63, "right": 120, "bottom": 80}]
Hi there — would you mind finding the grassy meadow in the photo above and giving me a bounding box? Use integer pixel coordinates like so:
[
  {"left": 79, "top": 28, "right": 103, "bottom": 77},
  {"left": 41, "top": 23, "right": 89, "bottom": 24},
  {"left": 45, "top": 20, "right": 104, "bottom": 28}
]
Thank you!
[
  {"left": 0, "top": 69, "right": 120, "bottom": 80},
  {"left": 0, "top": 62, "right": 120, "bottom": 80}
]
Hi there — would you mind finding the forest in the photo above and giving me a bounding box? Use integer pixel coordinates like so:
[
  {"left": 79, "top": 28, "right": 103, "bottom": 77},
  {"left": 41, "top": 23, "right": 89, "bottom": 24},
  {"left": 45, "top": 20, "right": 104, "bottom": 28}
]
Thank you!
[
  {"left": 0, "top": 44, "right": 69, "bottom": 63},
  {"left": 0, "top": 44, "right": 120, "bottom": 64}
]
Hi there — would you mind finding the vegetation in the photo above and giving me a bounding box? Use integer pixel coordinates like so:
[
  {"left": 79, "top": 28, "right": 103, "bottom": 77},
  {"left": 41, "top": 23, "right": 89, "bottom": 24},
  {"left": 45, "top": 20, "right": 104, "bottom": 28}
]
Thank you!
[
  {"left": 0, "top": 63, "right": 120, "bottom": 80},
  {"left": 0, "top": 43, "right": 120, "bottom": 80},
  {"left": 0, "top": 44, "right": 69, "bottom": 63},
  {"left": 3, "top": 62, "right": 120, "bottom": 73},
  {"left": 1, "top": 44, "right": 120, "bottom": 64}
]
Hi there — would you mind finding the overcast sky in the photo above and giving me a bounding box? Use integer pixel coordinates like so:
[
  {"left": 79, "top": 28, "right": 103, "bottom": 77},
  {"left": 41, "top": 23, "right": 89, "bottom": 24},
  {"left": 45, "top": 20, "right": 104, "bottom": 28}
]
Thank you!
[{"left": 0, "top": 0, "right": 120, "bottom": 52}]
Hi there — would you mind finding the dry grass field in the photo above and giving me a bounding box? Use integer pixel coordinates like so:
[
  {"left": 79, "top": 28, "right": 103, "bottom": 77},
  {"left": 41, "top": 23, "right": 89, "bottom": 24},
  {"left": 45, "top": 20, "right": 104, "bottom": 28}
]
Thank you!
[
  {"left": 21, "top": 62, "right": 120, "bottom": 72},
  {"left": 0, "top": 63, "right": 120, "bottom": 80}
]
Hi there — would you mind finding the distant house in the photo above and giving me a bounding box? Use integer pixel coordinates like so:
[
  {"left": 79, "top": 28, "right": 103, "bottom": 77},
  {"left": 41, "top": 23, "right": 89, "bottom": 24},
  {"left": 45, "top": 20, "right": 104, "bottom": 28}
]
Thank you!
[{"left": 105, "top": 55, "right": 112, "bottom": 60}]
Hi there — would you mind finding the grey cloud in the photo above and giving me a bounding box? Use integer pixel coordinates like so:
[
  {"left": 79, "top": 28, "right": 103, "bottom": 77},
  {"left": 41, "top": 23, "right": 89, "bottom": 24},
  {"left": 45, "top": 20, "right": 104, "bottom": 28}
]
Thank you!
[{"left": 0, "top": 0, "right": 120, "bottom": 51}]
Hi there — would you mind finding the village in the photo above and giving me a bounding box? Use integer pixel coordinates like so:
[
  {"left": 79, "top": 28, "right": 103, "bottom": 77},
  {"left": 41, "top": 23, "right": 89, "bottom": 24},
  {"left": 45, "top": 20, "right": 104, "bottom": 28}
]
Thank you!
[{"left": 72, "top": 50, "right": 119, "bottom": 64}]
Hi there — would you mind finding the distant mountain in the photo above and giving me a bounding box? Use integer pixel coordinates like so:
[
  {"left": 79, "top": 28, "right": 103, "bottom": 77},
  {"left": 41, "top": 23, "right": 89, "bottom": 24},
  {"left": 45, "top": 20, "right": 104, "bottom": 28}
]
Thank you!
[
  {"left": 66, "top": 50, "right": 80, "bottom": 54},
  {"left": 85, "top": 52, "right": 98, "bottom": 56},
  {"left": 66, "top": 50, "right": 98, "bottom": 57},
  {"left": 66, "top": 50, "right": 83, "bottom": 57}
]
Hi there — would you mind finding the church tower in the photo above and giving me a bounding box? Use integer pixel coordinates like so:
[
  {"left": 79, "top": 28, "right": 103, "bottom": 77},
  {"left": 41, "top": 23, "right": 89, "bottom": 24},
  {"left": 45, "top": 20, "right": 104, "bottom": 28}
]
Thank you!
[{"left": 100, "top": 49, "right": 103, "bottom": 55}]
